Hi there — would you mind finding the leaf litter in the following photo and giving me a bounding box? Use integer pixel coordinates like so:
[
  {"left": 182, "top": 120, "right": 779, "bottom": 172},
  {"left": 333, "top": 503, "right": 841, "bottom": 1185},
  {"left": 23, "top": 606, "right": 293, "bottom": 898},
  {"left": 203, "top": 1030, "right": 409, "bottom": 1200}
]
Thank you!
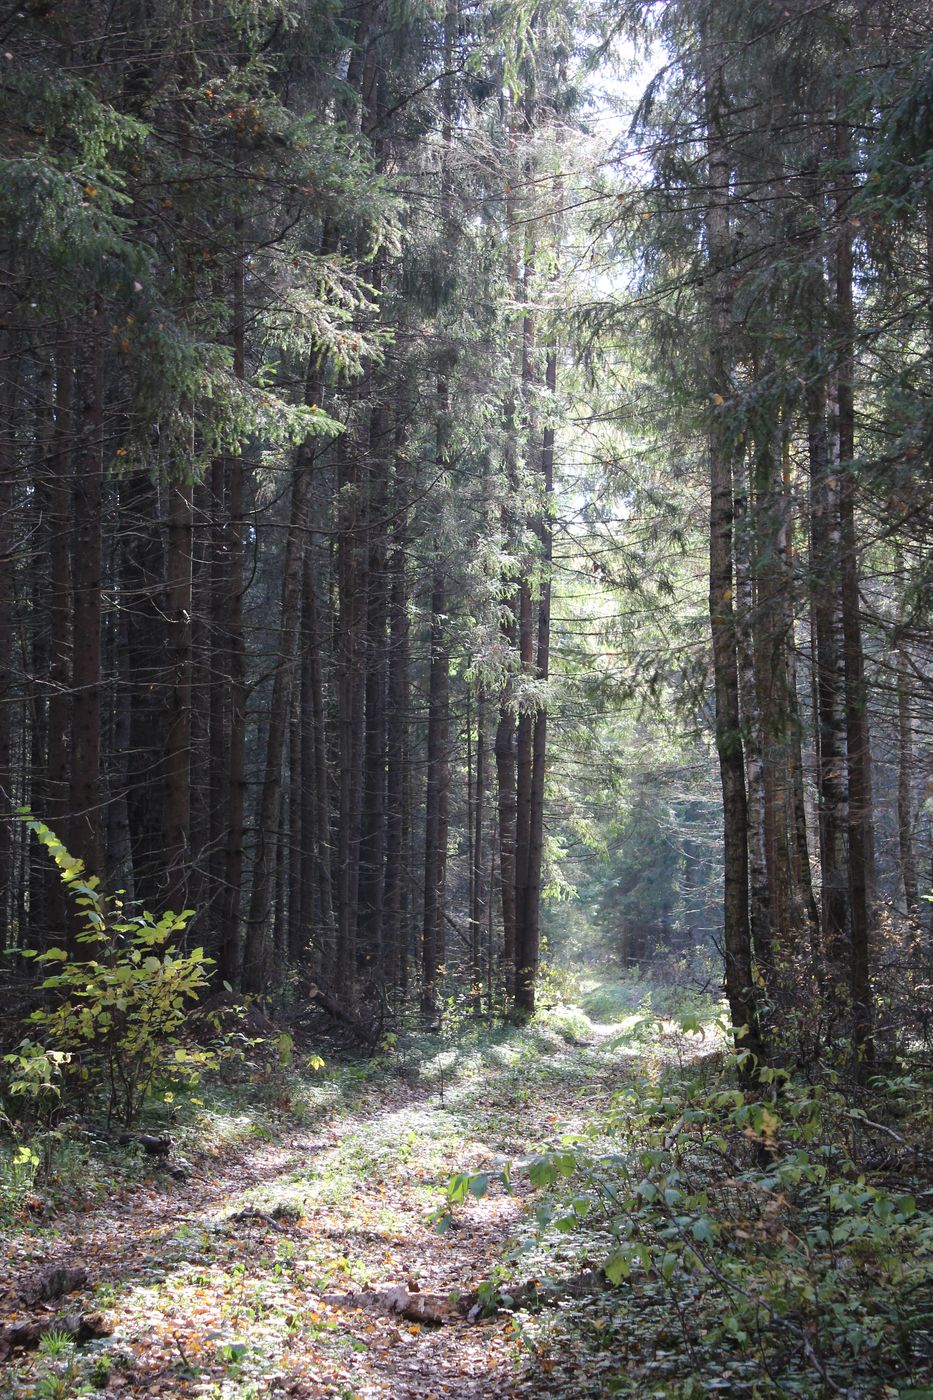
[{"left": 1, "top": 1010, "right": 643, "bottom": 1398}]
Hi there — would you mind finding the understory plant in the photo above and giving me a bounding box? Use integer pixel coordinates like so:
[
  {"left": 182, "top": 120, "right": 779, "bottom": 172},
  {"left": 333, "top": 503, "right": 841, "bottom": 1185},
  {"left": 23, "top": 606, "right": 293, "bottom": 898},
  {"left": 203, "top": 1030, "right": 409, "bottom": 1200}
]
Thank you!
[
  {"left": 4, "top": 814, "right": 214, "bottom": 1128},
  {"left": 445, "top": 1019, "right": 933, "bottom": 1395}
]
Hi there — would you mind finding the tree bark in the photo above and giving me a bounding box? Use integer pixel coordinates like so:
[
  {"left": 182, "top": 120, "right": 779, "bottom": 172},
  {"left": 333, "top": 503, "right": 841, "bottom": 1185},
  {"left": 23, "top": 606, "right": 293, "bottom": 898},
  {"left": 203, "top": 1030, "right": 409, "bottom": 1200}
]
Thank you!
[
  {"left": 470, "top": 687, "right": 487, "bottom": 1012},
  {"left": 241, "top": 437, "right": 315, "bottom": 994},
  {"left": 0, "top": 338, "right": 19, "bottom": 939},
  {"left": 836, "top": 137, "right": 874, "bottom": 1060},
  {"left": 45, "top": 339, "right": 74, "bottom": 932},
  {"left": 807, "top": 379, "right": 848, "bottom": 984},
  {"left": 895, "top": 632, "right": 918, "bottom": 917},
  {"left": 704, "top": 41, "right": 763, "bottom": 1062},
  {"left": 384, "top": 446, "right": 410, "bottom": 993},
  {"left": 358, "top": 407, "right": 390, "bottom": 976},
  {"left": 218, "top": 248, "right": 248, "bottom": 987},
  {"left": 733, "top": 454, "right": 772, "bottom": 979},
  {"left": 69, "top": 320, "right": 105, "bottom": 888},
  {"left": 163, "top": 478, "right": 193, "bottom": 913},
  {"left": 421, "top": 554, "right": 449, "bottom": 1015},
  {"left": 514, "top": 343, "right": 556, "bottom": 1019}
]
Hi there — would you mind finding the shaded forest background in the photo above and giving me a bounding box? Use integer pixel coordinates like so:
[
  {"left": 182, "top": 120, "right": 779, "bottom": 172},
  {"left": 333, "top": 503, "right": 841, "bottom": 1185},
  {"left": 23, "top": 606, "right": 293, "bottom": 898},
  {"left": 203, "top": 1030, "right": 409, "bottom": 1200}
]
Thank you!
[{"left": 0, "top": 0, "right": 932, "bottom": 1062}]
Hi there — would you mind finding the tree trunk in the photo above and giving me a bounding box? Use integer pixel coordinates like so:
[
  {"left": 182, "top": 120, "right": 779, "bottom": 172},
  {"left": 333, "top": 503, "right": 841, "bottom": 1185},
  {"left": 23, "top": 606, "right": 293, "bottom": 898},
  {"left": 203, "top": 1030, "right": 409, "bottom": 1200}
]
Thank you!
[
  {"left": 335, "top": 430, "right": 365, "bottom": 996},
  {"left": 514, "top": 343, "right": 556, "bottom": 1019},
  {"left": 303, "top": 546, "right": 336, "bottom": 970},
  {"left": 46, "top": 340, "right": 75, "bottom": 933},
  {"left": 513, "top": 575, "right": 534, "bottom": 1006},
  {"left": 0, "top": 339, "right": 18, "bottom": 938},
  {"left": 470, "top": 687, "right": 487, "bottom": 1012},
  {"left": 704, "top": 44, "right": 763, "bottom": 1063},
  {"left": 358, "top": 407, "right": 390, "bottom": 976},
  {"left": 163, "top": 478, "right": 193, "bottom": 914},
  {"left": 895, "top": 632, "right": 918, "bottom": 917},
  {"left": 733, "top": 454, "right": 772, "bottom": 979},
  {"left": 218, "top": 248, "right": 248, "bottom": 986},
  {"left": 421, "top": 554, "right": 449, "bottom": 1015},
  {"left": 495, "top": 683, "right": 517, "bottom": 994},
  {"left": 384, "top": 449, "right": 410, "bottom": 993},
  {"left": 208, "top": 452, "right": 229, "bottom": 948},
  {"left": 807, "top": 379, "right": 848, "bottom": 986},
  {"left": 106, "top": 533, "right": 135, "bottom": 903},
  {"left": 836, "top": 141, "right": 874, "bottom": 1060},
  {"left": 241, "top": 440, "right": 315, "bottom": 994},
  {"left": 69, "top": 322, "right": 104, "bottom": 888}
]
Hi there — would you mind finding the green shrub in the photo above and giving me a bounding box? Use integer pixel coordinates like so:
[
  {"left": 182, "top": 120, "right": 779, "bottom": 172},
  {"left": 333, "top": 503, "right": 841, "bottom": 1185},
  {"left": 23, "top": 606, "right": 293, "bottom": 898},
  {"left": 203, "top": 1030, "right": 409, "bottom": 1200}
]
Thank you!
[
  {"left": 444, "top": 1018, "right": 933, "bottom": 1394},
  {"left": 5, "top": 814, "right": 214, "bottom": 1127}
]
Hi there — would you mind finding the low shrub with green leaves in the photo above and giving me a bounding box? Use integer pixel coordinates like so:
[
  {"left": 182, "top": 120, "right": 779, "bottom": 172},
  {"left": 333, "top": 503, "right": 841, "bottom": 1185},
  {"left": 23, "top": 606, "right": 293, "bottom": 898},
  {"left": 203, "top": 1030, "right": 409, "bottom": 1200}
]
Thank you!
[
  {"left": 442, "top": 1020, "right": 933, "bottom": 1396},
  {"left": 4, "top": 814, "right": 214, "bottom": 1128}
]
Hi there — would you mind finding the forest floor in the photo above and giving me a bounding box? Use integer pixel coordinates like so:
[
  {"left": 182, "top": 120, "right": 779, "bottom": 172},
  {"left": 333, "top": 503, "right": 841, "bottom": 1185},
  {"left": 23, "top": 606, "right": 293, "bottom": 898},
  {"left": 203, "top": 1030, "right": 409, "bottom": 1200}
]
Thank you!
[
  {"left": 0, "top": 981, "right": 670, "bottom": 1398},
  {"left": 2, "top": 980, "right": 932, "bottom": 1399}
]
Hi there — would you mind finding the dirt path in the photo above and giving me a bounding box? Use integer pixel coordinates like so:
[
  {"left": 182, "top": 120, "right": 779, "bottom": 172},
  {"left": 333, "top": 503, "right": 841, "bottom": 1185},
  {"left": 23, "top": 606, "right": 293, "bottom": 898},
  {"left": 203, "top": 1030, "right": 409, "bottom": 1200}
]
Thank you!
[{"left": 1, "top": 1024, "right": 630, "bottom": 1397}]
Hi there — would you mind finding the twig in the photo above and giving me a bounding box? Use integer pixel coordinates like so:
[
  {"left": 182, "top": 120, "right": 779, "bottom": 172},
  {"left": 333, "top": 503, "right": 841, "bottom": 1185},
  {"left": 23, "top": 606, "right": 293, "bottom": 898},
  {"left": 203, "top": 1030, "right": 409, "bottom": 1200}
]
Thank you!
[{"left": 172, "top": 1333, "right": 192, "bottom": 1369}]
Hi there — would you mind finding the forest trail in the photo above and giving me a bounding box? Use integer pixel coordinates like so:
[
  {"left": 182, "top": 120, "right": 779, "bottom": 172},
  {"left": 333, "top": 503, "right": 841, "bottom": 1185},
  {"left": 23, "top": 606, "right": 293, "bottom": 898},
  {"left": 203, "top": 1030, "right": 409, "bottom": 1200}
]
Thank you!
[{"left": 1, "top": 1004, "right": 647, "bottom": 1398}]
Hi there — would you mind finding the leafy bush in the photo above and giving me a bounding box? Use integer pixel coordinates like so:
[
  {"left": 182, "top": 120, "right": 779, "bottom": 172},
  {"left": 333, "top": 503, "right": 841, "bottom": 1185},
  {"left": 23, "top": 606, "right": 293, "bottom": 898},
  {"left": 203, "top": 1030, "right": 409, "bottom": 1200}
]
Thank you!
[
  {"left": 446, "top": 1022, "right": 933, "bottom": 1394},
  {"left": 5, "top": 815, "right": 214, "bottom": 1126}
]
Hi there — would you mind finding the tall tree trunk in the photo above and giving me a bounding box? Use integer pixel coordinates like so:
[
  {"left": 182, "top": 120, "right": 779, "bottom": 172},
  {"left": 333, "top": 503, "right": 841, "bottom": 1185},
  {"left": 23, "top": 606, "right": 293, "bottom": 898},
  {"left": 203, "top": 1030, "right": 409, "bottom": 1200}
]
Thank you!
[
  {"left": 419, "top": 0, "right": 456, "bottom": 1018},
  {"left": 185, "top": 479, "right": 212, "bottom": 926},
  {"left": 421, "top": 554, "right": 449, "bottom": 1015},
  {"left": 495, "top": 670, "right": 517, "bottom": 993},
  {"left": 122, "top": 471, "right": 164, "bottom": 909},
  {"left": 470, "top": 687, "right": 487, "bottom": 1012},
  {"left": 780, "top": 436, "right": 821, "bottom": 977},
  {"left": 241, "top": 440, "right": 316, "bottom": 994},
  {"left": 303, "top": 546, "right": 336, "bottom": 970},
  {"left": 895, "top": 630, "right": 918, "bottom": 918},
  {"left": 163, "top": 479, "right": 193, "bottom": 913},
  {"left": 69, "top": 322, "right": 104, "bottom": 889},
  {"left": 218, "top": 247, "right": 247, "bottom": 986},
  {"left": 807, "top": 379, "right": 848, "bottom": 985},
  {"left": 295, "top": 560, "right": 316, "bottom": 969},
  {"left": 704, "top": 43, "right": 763, "bottom": 1062},
  {"left": 240, "top": 240, "right": 335, "bottom": 992},
  {"left": 513, "top": 574, "right": 534, "bottom": 1004},
  {"left": 384, "top": 449, "right": 410, "bottom": 993},
  {"left": 335, "top": 431, "right": 365, "bottom": 996},
  {"left": 218, "top": 448, "right": 247, "bottom": 985},
  {"left": 0, "top": 338, "right": 18, "bottom": 937},
  {"left": 45, "top": 340, "right": 75, "bottom": 933},
  {"left": 289, "top": 698, "right": 305, "bottom": 965},
  {"left": 106, "top": 533, "right": 135, "bottom": 903},
  {"left": 208, "top": 452, "right": 229, "bottom": 945},
  {"left": 27, "top": 357, "right": 56, "bottom": 943},
  {"left": 515, "top": 344, "right": 556, "bottom": 1018},
  {"left": 733, "top": 454, "right": 772, "bottom": 979},
  {"left": 358, "top": 408, "right": 390, "bottom": 976},
  {"left": 836, "top": 124, "right": 874, "bottom": 1060}
]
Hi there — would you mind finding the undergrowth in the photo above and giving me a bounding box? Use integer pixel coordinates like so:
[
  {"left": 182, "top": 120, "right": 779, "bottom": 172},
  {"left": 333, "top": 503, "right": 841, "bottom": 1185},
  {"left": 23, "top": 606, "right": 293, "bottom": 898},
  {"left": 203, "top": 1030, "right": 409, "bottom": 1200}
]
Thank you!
[
  {"left": 5, "top": 971, "right": 932, "bottom": 1399},
  {"left": 441, "top": 998, "right": 933, "bottom": 1399}
]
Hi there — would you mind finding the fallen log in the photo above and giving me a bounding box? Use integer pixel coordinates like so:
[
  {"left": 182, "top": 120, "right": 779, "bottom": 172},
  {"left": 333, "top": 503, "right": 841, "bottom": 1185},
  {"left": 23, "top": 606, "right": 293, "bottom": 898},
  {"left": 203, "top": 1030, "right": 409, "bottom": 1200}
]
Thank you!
[
  {"left": 481, "top": 1267, "right": 609, "bottom": 1315},
  {"left": 307, "top": 985, "right": 380, "bottom": 1047},
  {"left": 116, "top": 1132, "right": 171, "bottom": 1156},
  {"left": 325, "top": 1266, "right": 611, "bottom": 1329},
  {"left": 326, "top": 1284, "right": 457, "bottom": 1326},
  {"left": 227, "top": 1207, "right": 286, "bottom": 1233},
  {"left": 0, "top": 1311, "right": 112, "bottom": 1360},
  {"left": 19, "top": 1265, "right": 88, "bottom": 1307}
]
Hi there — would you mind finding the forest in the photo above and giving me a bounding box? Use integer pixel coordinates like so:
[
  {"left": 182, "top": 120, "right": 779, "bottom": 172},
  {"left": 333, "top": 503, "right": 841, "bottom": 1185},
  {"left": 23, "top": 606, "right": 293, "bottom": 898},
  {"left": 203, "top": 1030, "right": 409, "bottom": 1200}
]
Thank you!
[{"left": 1, "top": 0, "right": 932, "bottom": 1395}]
